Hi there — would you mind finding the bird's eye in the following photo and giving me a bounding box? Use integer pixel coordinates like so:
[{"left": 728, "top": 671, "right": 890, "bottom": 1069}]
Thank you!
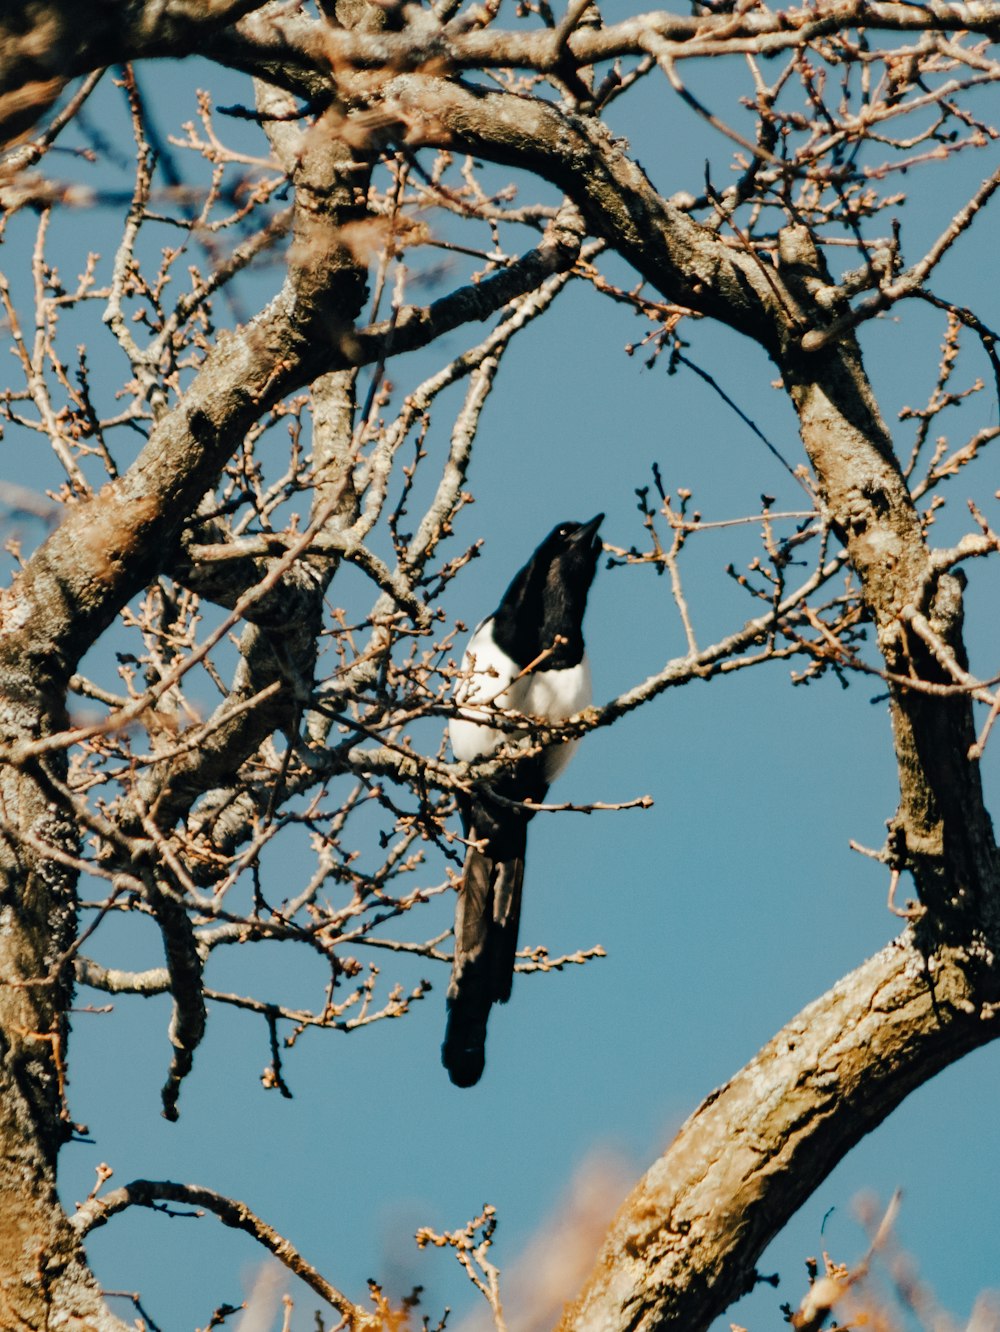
[{"left": 557, "top": 524, "right": 573, "bottom": 537}]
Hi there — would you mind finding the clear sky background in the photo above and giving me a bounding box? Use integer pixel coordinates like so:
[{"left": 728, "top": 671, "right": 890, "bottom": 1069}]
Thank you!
[{"left": 1, "top": 16, "right": 998, "bottom": 1332}]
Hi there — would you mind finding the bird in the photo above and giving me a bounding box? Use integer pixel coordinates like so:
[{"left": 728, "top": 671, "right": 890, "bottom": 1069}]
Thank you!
[{"left": 443, "top": 514, "right": 604, "bottom": 1087}]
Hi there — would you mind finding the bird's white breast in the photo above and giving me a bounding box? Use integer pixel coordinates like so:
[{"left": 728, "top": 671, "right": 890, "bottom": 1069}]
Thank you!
[
  {"left": 448, "top": 618, "right": 591, "bottom": 780},
  {"left": 522, "top": 658, "right": 591, "bottom": 780}
]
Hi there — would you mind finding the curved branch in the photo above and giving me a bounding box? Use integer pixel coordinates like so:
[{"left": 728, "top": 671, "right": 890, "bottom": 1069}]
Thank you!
[
  {"left": 71, "top": 1178, "right": 379, "bottom": 1330},
  {"left": 559, "top": 935, "right": 1000, "bottom": 1332},
  {"left": 138, "top": 877, "right": 207, "bottom": 1123}
]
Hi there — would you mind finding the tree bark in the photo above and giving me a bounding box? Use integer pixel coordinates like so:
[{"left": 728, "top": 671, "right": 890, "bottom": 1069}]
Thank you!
[
  {"left": 558, "top": 937, "right": 1000, "bottom": 1332},
  {"left": 0, "top": 648, "right": 128, "bottom": 1328}
]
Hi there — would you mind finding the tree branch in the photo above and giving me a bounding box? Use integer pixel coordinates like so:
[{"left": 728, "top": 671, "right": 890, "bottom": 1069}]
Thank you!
[
  {"left": 560, "top": 936, "right": 1000, "bottom": 1332},
  {"left": 71, "top": 1178, "right": 380, "bottom": 1330}
]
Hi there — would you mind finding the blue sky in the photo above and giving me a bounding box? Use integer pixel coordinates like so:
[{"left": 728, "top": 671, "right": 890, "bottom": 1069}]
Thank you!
[{"left": 1, "top": 32, "right": 998, "bottom": 1332}]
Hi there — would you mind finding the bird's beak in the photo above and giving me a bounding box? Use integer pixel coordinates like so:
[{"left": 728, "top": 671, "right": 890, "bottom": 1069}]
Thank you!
[{"left": 569, "top": 513, "right": 604, "bottom": 552}]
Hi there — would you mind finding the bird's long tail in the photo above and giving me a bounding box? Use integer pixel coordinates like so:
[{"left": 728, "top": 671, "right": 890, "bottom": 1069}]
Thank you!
[{"left": 442, "top": 797, "right": 529, "bottom": 1087}]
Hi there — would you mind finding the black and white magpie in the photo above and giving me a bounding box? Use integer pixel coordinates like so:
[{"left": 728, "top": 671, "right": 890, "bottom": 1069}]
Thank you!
[{"left": 443, "top": 514, "right": 604, "bottom": 1087}]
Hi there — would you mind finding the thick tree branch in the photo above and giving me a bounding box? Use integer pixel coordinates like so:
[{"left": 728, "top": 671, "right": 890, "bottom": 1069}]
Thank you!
[
  {"left": 774, "top": 227, "right": 999, "bottom": 931},
  {"left": 559, "top": 935, "right": 1000, "bottom": 1332}
]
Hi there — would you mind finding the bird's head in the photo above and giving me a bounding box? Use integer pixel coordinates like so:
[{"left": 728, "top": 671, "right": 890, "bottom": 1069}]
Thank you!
[
  {"left": 539, "top": 513, "right": 604, "bottom": 562},
  {"left": 535, "top": 513, "right": 604, "bottom": 600},
  {"left": 493, "top": 514, "right": 604, "bottom": 668}
]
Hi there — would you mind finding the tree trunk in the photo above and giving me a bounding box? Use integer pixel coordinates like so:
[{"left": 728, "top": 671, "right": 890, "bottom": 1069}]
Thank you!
[{"left": 0, "top": 652, "right": 127, "bottom": 1329}]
